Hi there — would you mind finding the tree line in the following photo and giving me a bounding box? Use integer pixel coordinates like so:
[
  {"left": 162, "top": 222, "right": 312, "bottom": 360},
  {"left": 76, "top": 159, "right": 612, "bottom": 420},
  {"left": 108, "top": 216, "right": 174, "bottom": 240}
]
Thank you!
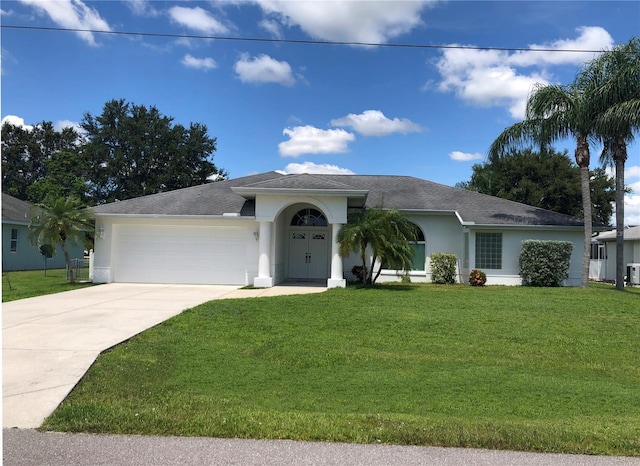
[{"left": 1, "top": 98, "right": 227, "bottom": 206}]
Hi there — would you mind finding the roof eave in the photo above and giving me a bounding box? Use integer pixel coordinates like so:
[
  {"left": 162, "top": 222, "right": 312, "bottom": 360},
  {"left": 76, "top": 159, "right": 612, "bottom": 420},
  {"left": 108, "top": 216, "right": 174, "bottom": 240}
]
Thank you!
[{"left": 93, "top": 213, "right": 256, "bottom": 220}]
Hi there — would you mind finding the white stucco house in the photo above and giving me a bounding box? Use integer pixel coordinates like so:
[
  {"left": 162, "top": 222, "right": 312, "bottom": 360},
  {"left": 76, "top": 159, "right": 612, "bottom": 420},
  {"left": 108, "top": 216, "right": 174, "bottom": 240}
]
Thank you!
[
  {"left": 590, "top": 226, "right": 640, "bottom": 283},
  {"left": 91, "top": 171, "right": 587, "bottom": 287}
]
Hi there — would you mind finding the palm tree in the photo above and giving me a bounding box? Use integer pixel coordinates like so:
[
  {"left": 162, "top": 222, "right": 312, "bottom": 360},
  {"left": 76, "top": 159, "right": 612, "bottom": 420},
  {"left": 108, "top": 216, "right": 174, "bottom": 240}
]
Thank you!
[
  {"left": 369, "top": 209, "right": 418, "bottom": 284},
  {"left": 579, "top": 37, "right": 640, "bottom": 289},
  {"left": 489, "top": 83, "right": 599, "bottom": 287},
  {"left": 337, "top": 207, "right": 417, "bottom": 284},
  {"left": 29, "top": 197, "right": 93, "bottom": 283}
]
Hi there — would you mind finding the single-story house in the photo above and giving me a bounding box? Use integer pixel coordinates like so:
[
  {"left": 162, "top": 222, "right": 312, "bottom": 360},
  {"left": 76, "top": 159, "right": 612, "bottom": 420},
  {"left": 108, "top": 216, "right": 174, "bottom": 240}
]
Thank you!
[
  {"left": 590, "top": 226, "right": 640, "bottom": 283},
  {"left": 91, "top": 171, "right": 587, "bottom": 287},
  {"left": 2, "top": 193, "right": 85, "bottom": 272}
]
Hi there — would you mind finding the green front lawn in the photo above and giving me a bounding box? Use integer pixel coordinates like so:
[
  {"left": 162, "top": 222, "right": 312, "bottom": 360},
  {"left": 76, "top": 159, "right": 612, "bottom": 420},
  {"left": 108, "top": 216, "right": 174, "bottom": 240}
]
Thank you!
[
  {"left": 42, "top": 283, "right": 640, "bottom": 455},
  {"left": 2, "top": 269, "right": 95, "bottom": 302}
]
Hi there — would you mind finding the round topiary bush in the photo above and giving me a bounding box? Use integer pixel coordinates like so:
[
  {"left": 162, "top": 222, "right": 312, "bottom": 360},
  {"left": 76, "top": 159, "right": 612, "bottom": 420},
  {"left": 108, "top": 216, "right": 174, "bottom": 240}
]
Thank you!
[{"left": 469, "top": 269, "right": 487, "bottom": 286}]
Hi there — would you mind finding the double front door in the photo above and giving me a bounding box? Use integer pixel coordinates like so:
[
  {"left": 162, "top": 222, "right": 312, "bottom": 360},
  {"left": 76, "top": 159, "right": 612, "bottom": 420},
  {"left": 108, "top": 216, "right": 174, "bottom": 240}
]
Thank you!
[{"left": 288, "top": 229, "right": 329, "bottom": 279}]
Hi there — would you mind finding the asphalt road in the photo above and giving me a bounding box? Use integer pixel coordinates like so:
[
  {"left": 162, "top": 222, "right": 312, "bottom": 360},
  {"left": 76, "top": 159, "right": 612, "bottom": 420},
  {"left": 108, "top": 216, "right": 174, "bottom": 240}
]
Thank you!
[{"left": 3, "top": 429, "right": 639, "bottom": 466}]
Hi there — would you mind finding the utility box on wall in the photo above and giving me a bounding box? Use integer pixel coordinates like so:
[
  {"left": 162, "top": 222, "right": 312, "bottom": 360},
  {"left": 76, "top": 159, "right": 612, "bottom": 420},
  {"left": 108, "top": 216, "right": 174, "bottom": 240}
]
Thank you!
[{"left": 626, "top": 263, "right": 640, "bottom": 285}]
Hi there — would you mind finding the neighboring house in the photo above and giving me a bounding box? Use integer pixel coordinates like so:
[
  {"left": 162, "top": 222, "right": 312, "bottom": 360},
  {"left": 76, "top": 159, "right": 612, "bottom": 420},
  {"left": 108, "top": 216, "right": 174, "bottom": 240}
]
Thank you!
[
  {"left": 590, "top": 226, "right": 640, "bottom": 283},
  {"left": 2, "top": 193, "right": 85, "bottom": 272},
  {"left": 92, "top": 172, "right": 588, "bottom": 287}
]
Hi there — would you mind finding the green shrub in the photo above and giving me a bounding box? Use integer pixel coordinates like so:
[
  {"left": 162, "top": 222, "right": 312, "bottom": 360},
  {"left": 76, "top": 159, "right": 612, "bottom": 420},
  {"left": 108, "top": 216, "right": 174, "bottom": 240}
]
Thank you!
[
  {"left": 431, "top": 253, "right": 457, "bottom": 284},
  {"left": 519, "top": 240, "right": 573, "bottom": 287},
  {"left": 469, "top": 269, "right": 487, "bottom": 286}
]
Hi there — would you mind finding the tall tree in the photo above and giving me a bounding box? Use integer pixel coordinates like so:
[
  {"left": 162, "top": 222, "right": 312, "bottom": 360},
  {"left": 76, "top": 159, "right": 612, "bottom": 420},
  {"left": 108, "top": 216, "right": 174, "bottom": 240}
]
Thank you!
[
  {"left": 337, "top": 207, "right": 417, "bottom": 285},
  {"left": 489, "top": 83, "right": 601, "bottom": 287},
  {"left": 579, "top": 37, "right": 640, "bottom": 289},
  {"left": 457, "top": 148, "right": 615, "bottom": 224},
  {"left": 27, "top": 151, "right": 91, "bottom": 204},
  {"left": 28, "top": 197, "right": 93, "bottom": 284},
  {"left": 81, "top": 99, "right": 227, "bottom": 204},
  {"left": 1, "top": 121, "right": 80, "bottom": 202}
]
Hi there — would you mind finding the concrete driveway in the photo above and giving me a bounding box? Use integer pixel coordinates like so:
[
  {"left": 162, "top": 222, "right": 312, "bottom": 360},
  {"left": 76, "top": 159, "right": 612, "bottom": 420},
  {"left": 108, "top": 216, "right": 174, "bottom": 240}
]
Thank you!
[{"left": 2, "top": 283, "right": 326, "bottom": 428}]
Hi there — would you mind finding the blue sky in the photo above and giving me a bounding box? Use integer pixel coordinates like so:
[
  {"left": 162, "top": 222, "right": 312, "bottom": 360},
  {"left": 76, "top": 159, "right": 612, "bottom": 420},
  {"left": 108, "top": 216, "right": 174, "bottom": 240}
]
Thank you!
[{"left": 2, "top": 1, "right": 639, "bottom": 224}]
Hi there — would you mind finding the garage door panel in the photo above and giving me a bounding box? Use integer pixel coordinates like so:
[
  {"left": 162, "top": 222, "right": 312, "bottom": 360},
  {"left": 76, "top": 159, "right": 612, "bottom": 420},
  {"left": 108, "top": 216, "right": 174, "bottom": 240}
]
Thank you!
[{"left": 113, "top": 224, "right": 250, "bottom": 284}]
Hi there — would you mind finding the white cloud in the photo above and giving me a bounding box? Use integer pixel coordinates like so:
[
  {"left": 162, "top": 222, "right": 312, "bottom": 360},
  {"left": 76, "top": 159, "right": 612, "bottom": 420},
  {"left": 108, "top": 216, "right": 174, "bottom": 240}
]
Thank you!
[
  {"left": 124, "top": 0, "right": 160, "bottom": 17},
  {"left": 520, "top": 26, "right": 614, "bottom": 66},
  {"left": 18, "top": 0, "right": 112, "bottom": 46},
  {"left": 259, "top": 18, "right": 283, "bottom": 39},
  {"left": 625, "top": 165, "right": 640, "bottom": 180},
  {"left": 624, "top": 165, "right": 640, "bottom": 225},
  {"left": 253, "top": 0, "right": 432, "bottom": 44},
  {"left": 622, "top": 194, "right": 640, "bottom": 226},
  {"left": 449, "top": 151, "right": 484, "bottom": 162},
  {"left": 604, "top": 165, "right": 640, "bottom": 226},
  {"left": 54, "top": 119, "right": 84, "bottom": 133},
  {"left": 168, "top": 6, "right": 229, "bottom": 34},
  {"left": 278, "top": 162, "right": 355, "bottom": 175},
  {"left": 181, "top": 54, "right": 217, "bottom": 71},
  {"left": 279, "top": 126, "right": 355, "bottom": 157},
  {"left": 434, "top": 27, "right": 614, "bottom": 120},
  {"left": 234, "top": 53, "right": 296, "bottom": 86},
  {"left": 1, "top": 115, "right": 33, "bottom": 131},
  {"left": 330, "top": 110, "right": 422, "bottom": 136}
]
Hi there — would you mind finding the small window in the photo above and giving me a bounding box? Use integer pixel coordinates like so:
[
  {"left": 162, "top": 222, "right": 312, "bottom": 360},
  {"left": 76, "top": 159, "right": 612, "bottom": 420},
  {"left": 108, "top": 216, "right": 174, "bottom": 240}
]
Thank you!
[
  {"left": 476, "top": 232, "right": 502, "bottom": 269},
  {"left": 10, "top": 228, "right": 18, "bottom": 252},
  {"left": 291, "top": 208, "right": 327, "bottom": 227},
  {"left": 383, "top": 224, "right": 425, "bottom": 271},
  {"left": 590, "top": 242, "right": 606, "bottom": 260},
  {"left": 411, "top": 228, "right": 426, "bottom": 271}
]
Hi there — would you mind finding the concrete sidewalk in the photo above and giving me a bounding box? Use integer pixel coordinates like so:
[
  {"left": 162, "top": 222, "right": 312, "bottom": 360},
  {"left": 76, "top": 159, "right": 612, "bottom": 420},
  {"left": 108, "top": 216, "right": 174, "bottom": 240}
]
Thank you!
[{"left": 2, "top": 283, "right": 326, "bottom": 428}]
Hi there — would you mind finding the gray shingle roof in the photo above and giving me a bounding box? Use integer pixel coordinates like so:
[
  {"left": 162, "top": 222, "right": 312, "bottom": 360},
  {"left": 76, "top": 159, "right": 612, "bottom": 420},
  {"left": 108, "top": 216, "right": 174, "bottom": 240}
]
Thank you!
[
  {"left": 92, "top": 171, "right": 585, "bottom": 227},
  {"left": 92, "top": 172, "right": 283, "bottom": 216},
  {"left": 2, "top": 193, "right": 34, "bottom": 224}
]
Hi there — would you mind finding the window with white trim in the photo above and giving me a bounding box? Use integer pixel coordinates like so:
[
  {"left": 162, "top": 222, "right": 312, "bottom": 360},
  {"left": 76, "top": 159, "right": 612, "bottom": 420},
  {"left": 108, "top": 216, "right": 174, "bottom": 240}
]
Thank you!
[
  {"left": 411, "top": 227, "right": 426, "bottom": 271},
  {"left": 590, "top": 242, "right": 606, "bottom": 260},
  {"left": 475, "top": 232, "right": 502, "bottom": 269},
  {"left": 10, "top": 228, "right": 18, "bottom": 252},
  {"left": 382, "top": 224, "right": 425, "bottom": 271},
  {"left": 291, "top": 208, "right": 327, "bottom": 227}
]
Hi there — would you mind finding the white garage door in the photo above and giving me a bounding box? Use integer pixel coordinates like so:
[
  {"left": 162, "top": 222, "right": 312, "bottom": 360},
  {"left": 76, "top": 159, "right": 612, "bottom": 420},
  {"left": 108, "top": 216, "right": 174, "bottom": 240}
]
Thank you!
[{"left": 113, "top": 224, "right": 250, "bottom": 285}]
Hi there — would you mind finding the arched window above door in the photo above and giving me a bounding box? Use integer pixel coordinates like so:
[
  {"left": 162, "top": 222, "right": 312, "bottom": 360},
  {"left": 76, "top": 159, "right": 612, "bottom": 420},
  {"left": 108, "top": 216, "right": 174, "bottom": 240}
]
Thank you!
[{"left": 291, "top": 208, "right": 327, "bottom": 227}]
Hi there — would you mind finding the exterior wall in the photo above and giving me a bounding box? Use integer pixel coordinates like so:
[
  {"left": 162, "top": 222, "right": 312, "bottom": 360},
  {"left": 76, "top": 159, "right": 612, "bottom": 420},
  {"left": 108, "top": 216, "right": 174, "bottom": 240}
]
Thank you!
[
  {"left": 375, "top": 213, "right": 465, "bottom": 284},
  {"left": 255, "top": 195, "right": 348, "bottom": 224},
  {"left": 468, "top": 228, "right": 583, "bottom": 286},
  {"left": 344, "top": 212, "right": 584, "bottom": 286},
  {"left": 92, "top": 216, "right": 258, "bottom": 284},
  {"left": 2, "top": 222, "right": 85, "bottom": 271},
  {"left": 600, "top": 239, "right": 640, "bottom": 282}
]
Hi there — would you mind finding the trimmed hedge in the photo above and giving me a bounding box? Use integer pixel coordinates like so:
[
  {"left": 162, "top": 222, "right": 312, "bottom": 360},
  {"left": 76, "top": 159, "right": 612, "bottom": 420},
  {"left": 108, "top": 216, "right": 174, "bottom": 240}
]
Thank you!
[
  {"left": 519, "top": 240, "right": 573, "bottom": 287},
  {"left": 431, "top": 253, "right": 457, "bottom": 284}
]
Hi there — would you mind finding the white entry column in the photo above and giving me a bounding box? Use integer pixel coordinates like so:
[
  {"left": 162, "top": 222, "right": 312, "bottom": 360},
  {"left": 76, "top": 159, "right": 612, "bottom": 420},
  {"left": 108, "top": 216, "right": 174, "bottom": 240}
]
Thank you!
[
  {"left": 327, "top": 223, "right": 346, "bottom": 288},
  {"left": 254, "top": 221, "right": 274, "bottom": 287}
]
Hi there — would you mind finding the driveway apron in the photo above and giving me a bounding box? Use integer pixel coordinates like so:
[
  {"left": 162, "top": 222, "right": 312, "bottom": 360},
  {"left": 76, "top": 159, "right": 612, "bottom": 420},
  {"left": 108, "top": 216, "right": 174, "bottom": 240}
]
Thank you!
[{"left": 2, "top": 283, "right": 247, "bottom": 428}]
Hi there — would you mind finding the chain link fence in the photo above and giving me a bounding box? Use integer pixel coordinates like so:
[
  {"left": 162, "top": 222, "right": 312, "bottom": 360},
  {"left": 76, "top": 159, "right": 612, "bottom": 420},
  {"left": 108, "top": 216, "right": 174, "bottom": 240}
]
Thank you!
[{"left": 68, "top": 257, "right": 91, "bottom": 282}]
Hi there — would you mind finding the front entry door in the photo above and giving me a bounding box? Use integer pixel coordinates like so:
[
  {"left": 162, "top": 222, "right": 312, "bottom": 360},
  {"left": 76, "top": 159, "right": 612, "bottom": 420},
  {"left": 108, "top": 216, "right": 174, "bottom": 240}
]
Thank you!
[{"left": 288, "top": 230, "right": 329, "bottom": 279}]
